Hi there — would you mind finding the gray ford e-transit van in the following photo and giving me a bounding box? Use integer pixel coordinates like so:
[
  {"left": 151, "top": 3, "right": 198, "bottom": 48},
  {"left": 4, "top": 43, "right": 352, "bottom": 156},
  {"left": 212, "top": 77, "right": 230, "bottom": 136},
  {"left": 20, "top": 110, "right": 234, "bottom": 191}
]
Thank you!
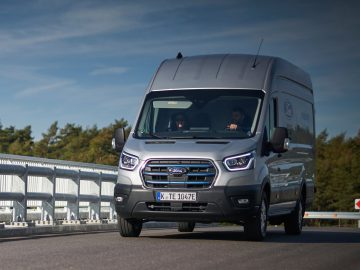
[{"left": 113, "top": 54, "right": 315, "bottom": 240}]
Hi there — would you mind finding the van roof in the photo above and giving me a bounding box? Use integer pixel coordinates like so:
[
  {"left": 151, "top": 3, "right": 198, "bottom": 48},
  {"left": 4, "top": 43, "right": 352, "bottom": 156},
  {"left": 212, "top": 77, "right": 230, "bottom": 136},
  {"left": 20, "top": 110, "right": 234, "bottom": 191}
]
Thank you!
[{"left": 148, "top": 54, "right": 312, "bottom": 92}]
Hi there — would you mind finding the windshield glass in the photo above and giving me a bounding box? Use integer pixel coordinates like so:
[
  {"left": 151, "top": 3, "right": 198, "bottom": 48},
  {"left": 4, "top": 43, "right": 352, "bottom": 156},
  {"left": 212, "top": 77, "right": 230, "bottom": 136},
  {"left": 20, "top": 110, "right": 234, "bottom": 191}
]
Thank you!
[{"left": 135, "top": 89, "right": 264, "bottom": 139}]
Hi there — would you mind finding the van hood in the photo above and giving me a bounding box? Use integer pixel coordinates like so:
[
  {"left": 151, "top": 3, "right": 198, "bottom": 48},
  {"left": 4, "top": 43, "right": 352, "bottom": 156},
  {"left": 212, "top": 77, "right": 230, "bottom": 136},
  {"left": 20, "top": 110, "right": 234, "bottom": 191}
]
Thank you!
[{"left": 123, "top": 136, "right": 259, "bottom": 161}]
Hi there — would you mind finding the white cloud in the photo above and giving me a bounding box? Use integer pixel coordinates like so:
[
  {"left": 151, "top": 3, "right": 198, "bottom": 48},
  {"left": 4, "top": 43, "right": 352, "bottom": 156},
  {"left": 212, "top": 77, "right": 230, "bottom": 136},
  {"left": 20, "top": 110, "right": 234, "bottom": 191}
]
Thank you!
[
  {"left": 15, "top": 80, "right": 75, "bottom": 98},
  {"left": 0, "top": 3, "right": 147, "bottom": 54},
  {"left": 0, "top": 1, "right": 244, "bottom": 57},
  {"left": 90, "top": 67, "right": 129, "bottom": 76},
  {"left": 0, "top": 1, "right": 358, "bottom": 62}
]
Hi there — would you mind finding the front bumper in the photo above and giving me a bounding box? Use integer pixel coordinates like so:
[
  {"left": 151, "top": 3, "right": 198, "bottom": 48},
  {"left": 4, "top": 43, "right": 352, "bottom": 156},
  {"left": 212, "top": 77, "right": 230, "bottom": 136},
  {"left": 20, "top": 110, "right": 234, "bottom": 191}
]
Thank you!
[{"left": 114, "top": 184, "right": 262, "bottom": 223}]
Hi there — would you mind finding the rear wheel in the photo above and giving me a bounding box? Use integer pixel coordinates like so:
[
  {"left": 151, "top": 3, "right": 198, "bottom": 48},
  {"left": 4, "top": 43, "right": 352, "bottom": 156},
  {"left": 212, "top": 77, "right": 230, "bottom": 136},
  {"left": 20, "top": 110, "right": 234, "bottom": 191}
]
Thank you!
[
  {"left": 284, "top": 195, "right": 304, "bottom": 235},
  {"left": 118, "top": 216, "right": 142, "bottom": 237},
  {"left": 178, "top": 222, "right": 196, "bottom": 232},
  {"left": 244, "top": 193, "right": 268, "bottom": 241}
]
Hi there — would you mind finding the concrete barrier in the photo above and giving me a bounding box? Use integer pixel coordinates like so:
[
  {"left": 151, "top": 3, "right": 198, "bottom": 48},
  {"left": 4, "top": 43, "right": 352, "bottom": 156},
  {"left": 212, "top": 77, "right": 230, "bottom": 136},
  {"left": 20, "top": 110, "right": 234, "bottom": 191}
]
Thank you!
[
  {"left": 0, "top": 221, "right": 179, "bottom": 238},
  {"left": 0, "top": 224, "right": 118, "bottom": 238}
]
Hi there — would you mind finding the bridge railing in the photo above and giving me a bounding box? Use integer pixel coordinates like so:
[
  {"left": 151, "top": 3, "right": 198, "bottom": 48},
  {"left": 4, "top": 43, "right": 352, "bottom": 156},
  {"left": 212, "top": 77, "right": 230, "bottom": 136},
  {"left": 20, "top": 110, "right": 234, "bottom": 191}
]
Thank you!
[{"left": 0, "top": 153, "right": 118, "bottom": 223}]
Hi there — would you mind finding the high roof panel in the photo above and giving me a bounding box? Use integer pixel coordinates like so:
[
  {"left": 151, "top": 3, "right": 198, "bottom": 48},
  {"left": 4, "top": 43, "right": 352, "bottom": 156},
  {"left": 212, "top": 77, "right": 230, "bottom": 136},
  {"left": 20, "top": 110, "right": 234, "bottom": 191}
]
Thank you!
[
  {"left": 148, "top": 54, "right": 312, "bottom": 92},
  {"left": 149, "top": 54, "right": 273, "bottom": 91}
]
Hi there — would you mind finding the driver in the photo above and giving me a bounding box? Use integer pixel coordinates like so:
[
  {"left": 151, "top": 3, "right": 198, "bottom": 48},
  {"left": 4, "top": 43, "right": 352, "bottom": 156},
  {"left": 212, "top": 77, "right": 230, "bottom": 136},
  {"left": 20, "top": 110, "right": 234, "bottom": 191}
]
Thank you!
[{"left": 227, "top": 108, "right": 247, "bottom": 131}]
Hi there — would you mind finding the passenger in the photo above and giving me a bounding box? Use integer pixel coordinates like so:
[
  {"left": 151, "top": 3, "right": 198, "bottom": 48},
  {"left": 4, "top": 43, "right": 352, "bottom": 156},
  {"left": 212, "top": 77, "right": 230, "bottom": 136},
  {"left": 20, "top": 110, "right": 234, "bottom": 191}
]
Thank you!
[
  {"left": 227, "top": 108, "right": 248, "bottom": 132},
  {"left": 173, "top": 113, "right": 188, "bottom": 131}
]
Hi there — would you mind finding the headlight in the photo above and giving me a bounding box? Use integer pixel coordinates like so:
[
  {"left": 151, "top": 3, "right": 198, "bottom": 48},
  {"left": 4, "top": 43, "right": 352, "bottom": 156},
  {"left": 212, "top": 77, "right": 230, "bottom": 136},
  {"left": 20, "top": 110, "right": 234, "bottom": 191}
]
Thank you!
[
  {"left": 223, "top": 151, "right": 256, "bottom": 171},
  {"left": 120, "top": 152, "right": 139, "bottom": 170}
]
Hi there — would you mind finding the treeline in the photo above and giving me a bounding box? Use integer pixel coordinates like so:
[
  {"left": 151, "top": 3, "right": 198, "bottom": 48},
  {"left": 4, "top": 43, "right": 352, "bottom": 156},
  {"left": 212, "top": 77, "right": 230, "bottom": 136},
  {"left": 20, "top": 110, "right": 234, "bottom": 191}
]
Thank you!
[
  {"left": 314, "top": 130, "right": 360, "bottom": 212},
  {"left": 0, "top": 119, "right": 130, "bottom": 166},
  {"left": 0, "top": 121, "right": 359, "bottom": 212}
]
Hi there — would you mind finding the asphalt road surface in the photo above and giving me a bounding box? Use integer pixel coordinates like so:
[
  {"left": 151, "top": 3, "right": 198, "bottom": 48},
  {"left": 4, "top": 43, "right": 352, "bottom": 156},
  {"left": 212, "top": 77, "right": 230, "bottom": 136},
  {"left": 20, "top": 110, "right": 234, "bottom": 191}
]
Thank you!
[{"left": 0, "top": 226, "right": 359, "bottom": 270}]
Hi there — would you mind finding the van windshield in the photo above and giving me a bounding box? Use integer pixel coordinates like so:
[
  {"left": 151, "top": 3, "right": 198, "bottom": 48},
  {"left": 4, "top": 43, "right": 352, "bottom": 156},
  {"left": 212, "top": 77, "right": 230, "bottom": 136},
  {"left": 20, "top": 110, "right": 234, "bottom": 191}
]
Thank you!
[{"left": 135, "top": 89, "right": 264, "bottom": 139}]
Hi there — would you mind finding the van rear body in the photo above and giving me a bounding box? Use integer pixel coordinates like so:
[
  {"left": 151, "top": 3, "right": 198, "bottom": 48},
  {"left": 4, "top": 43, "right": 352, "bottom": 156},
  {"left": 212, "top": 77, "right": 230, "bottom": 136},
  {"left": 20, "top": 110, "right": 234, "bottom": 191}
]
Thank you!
[{"left": 114, "top": 54, "right": 315, "bottom": 240}]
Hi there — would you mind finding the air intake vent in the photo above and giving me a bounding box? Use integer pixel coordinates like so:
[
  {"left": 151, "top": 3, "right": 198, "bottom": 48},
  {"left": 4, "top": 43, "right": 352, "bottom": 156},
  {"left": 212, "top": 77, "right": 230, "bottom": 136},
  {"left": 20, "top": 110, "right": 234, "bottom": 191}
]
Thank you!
[
  {"left": 142, "top": 160, "right": 216, "bottom": 189},
  {"left": 146, "top": 202, "right": 207, "bottom": 212}
]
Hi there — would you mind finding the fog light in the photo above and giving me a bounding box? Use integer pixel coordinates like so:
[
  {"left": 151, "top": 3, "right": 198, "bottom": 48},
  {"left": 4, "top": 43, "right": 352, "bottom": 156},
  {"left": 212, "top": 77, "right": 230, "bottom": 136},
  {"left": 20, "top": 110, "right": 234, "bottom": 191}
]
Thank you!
[
  {"left": 237, "top": 198, "right": 249, "bottom": 205},
  {"left": 116, "top": 196, "right": 124, "bottom": 202}
]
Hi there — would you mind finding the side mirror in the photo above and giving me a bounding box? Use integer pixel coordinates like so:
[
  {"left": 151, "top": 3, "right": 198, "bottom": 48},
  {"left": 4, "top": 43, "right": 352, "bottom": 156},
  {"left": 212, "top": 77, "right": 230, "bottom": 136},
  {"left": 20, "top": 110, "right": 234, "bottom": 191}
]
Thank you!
[
  {"left": 112, "top": 128, "right": 126, "bottom": 152},
  {"left": 270, "top": 127, "right": 290, "bottom": 153}
]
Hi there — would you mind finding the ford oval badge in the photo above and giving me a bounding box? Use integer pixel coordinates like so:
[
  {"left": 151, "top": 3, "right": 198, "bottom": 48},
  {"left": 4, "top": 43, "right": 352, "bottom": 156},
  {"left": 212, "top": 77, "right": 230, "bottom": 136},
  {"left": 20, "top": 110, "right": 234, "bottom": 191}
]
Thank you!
[{"left": 168, "top": 167, "right": 187, "bottom": 176}]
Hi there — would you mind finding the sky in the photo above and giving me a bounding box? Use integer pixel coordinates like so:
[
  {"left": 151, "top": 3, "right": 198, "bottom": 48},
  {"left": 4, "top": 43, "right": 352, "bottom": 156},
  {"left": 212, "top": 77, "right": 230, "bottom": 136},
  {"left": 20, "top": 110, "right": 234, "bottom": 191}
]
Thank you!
[{"left": 0, "top": 0, "right": 359, "bottom": 140}]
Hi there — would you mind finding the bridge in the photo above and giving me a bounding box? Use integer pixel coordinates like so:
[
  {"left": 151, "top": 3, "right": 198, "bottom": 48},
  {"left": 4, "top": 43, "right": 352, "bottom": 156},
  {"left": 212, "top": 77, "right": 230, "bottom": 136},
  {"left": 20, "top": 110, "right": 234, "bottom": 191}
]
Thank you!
[{"left": 0, "top": 153, "right": 117, "bottom": 224}]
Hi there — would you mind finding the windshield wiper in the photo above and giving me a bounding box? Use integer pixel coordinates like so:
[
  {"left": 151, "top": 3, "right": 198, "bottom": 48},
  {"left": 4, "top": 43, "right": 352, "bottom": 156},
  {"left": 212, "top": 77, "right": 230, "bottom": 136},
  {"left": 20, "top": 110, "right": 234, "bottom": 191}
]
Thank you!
[
  {"left": 163, "top": 136, "right": 192, "bottom": 139},
  {"left": 165, "top": 135, "right": 223, "bottom": 139},
  {"left": 147, "top": 133, "right": 172, "bottom": 139}
]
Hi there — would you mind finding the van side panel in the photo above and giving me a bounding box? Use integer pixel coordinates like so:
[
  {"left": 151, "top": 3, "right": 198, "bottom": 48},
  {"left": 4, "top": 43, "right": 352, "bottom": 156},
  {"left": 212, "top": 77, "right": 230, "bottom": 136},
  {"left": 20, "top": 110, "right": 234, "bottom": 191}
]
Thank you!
[{"left": 271, "top": 77, "right": 315, "bottom": 207}]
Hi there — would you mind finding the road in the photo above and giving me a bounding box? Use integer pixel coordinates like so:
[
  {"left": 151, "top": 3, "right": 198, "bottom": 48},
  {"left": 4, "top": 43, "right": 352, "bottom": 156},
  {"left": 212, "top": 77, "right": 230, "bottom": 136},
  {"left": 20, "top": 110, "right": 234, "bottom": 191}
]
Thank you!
[{"left": 0, "top": 226, "right": 359, "bottom": 270}]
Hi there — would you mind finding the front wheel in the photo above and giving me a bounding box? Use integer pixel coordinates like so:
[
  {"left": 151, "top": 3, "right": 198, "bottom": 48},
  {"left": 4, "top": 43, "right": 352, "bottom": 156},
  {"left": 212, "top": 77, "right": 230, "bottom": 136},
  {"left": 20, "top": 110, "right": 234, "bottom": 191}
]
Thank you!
[
  {"left": 118, "top": 216, "right": 142, "bottom": 237},
  {"left": 284, "top": 195, "right": 304, "bottom": 235},
  {"left": 178, "top": 222, "right": 196, "bottom": 232},
  {"left": 244, "top": 193, "right": 268, "bottom": 241}
]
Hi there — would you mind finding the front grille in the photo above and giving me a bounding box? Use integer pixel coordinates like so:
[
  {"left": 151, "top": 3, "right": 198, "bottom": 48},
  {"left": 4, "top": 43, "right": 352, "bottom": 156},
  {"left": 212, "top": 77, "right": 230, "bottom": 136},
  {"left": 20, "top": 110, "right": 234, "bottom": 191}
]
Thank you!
[
  {"left": 142, "top": 160, "right": 216, "bottom": 189},
  {"left": 146, "top": 202, "right": 208, "bottom": 212}
]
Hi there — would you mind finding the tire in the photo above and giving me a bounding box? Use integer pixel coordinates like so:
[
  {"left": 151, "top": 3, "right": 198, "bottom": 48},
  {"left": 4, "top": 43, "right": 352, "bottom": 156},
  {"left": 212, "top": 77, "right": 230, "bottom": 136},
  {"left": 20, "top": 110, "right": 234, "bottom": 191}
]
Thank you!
[
  {"left": 284, "top": 194, "right": 304, "bottom": 235},
  {"left": 244, "top": 193, "right": 268, "bottom": 241},
  {"left": 118, "top": 216, "right": 142, "bottom": 237},
  {"left": 178, "top": 222, "right": 196, "bottom": 232}
]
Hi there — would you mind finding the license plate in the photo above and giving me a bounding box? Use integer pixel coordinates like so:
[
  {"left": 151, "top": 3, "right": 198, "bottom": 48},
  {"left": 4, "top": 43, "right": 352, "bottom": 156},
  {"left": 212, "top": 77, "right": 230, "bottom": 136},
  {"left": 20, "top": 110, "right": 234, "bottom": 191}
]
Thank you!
[{"left": 156, "top": 192, "right": 197, "bottom": 202}]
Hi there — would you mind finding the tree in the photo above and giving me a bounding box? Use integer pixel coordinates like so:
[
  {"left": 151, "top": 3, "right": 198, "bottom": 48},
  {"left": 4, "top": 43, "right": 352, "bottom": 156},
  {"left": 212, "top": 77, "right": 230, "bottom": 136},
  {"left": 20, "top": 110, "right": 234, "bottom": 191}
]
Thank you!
[
  {"left": 85, "top": 118, "right": 130, "bottom": 165},
  {"left": 30, "top": 118, "right": 130, "bottom": 165},
  {"left": 7, "top": 125, "right": 34, "bottom": 156},
  {"left": 0, "top": 125, "right": 16, "bottom": 153},
  {"left": 33, "top": 121, "right": 59, "bottom": 157},
  {"left": 313, "top": 129, "right": 360, "bottom": 211}
]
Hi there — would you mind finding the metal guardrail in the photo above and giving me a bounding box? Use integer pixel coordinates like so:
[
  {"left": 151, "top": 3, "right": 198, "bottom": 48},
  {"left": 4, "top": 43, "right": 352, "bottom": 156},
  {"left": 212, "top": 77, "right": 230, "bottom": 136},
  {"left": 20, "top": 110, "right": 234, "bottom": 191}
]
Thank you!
[
  {"left": 304, "top": 211, "right": 360, "bottom": 228},
  {"left": 304, "top": 211, "right": 360, "bottom": 220},
  {"left": 0, "top": 153, "right": 118, "bottom": 223}
]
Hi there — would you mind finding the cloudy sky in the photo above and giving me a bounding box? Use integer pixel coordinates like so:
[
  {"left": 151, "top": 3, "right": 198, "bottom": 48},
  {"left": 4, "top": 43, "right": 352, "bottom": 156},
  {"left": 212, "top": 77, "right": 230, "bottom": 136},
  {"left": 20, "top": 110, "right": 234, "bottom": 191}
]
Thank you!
[{"left": 0, "top": 0, "right": 359, "bottom": 140}]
